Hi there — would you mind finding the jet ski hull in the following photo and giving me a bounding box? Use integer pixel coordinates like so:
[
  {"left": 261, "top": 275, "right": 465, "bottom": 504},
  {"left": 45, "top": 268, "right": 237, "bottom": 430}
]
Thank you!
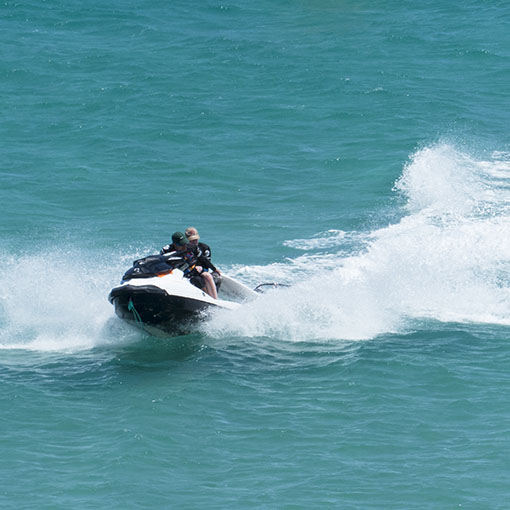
[{"left": 108, "top": 284, "right": 220, "bottom": 336}]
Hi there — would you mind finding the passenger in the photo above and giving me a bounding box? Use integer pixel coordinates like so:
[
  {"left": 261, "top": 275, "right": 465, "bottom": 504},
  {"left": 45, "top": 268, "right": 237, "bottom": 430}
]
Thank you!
[
  {"left": 162, "top": 231, "right": 219, "bottom": 299},
  {"left": 185, "top": 227, "right": 211, "bottom": 259},
  {"left": 185, "top": 227, "right": 221, "bottom": 275},
  {"left": 185, "top": 227, "right": 222, "bottom": 293}
]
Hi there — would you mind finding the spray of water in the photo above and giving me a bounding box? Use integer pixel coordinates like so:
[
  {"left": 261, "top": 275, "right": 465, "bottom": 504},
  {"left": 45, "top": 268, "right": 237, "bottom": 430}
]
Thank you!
[
  {"left": 0, "top": 249, "right": 138, "bottom": 351},
  {"left": 2, "top": 143, "right": 510, "bottom": 349},
  {"left": 205, "top": 144, "right": 510, "bottom": 340}
]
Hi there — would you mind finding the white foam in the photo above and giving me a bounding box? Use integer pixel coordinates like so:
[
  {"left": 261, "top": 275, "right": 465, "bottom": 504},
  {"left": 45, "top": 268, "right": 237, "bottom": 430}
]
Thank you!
[
  {"left": 0, "top": 249, "right": 138, "bottom": 352},
  {"left": 283, "top": 230, "right": 347, "bottom": 250},
  {"left": 205, "top": 143, "right": 510, "bottom": 341}
]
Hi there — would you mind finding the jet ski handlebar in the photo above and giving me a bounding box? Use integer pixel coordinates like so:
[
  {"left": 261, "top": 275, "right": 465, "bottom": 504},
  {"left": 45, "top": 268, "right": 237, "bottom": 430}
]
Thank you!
[{"left": 123, "top": 253, "right": 188, "bottom": 281}]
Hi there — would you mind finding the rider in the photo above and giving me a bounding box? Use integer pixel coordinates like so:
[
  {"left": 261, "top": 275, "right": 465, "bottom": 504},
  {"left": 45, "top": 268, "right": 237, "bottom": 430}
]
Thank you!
[
  {"left": 161, "top": 232, "right": 219, "bottom": 299},
  {"left": 184, "top": 227, "right": 220, "bottom": 274},
  {"left": 160, "top": 231, "right": 187, "bottom": 255}
]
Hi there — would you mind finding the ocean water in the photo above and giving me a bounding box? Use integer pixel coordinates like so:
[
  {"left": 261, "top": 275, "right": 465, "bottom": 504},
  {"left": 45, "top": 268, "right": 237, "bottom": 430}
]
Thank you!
[{"left": 1, "top": 0, "right": 510, "bottom": 508}]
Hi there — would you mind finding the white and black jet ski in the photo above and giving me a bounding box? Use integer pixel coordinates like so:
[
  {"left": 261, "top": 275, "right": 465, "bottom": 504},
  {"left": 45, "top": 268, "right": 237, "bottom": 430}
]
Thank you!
[{"left": 108, "top": 253, "right": 259, "bottom": 336}]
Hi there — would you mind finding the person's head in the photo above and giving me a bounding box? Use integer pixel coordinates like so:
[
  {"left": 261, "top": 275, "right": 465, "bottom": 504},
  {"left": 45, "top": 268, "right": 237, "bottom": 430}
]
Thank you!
[
  {"left": 171, "top": 231, "right": 188, "bottom": 250},
  {"left": 185, "top": 227, "right": 200, "bottom": 246}
]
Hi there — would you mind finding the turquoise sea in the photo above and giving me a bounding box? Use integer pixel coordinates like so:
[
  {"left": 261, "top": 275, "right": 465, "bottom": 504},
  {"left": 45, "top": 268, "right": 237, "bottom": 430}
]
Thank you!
[{"left": 2, "top": 1, "right": 510, "bottom": 508}]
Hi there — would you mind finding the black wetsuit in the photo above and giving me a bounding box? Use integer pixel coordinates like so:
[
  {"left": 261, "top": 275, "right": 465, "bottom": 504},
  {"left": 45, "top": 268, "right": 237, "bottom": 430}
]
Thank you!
[
  {"left": 160, "top": 245, "right": 217, "bottom": 273},
  {"left": 161, "top": 242, "right": 215, "bottom": 269},
  {"left": 160, "top": 242, "right": 218, "bottom": 291},
  {"left": 197, "top": 242, "right": 211, "bottom": 260}
]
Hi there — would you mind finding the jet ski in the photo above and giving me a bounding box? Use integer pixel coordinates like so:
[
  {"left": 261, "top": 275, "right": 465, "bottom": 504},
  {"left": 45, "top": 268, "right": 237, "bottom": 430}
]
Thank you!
[{"left": 108, "top": 252, "right": 259, "bottom": 337}]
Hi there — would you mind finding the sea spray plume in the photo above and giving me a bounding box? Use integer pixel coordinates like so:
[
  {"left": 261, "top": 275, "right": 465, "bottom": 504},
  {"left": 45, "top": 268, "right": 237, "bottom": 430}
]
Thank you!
[
  {"left": 205, "top": 145, "right": 510, "bottom": 341},
  {"left": 395, "top": 143, "right": 510, "bottom": 218},
  {"left": 0, "top": 248, "right": 138, "bottom": 351},
  {"left": 393, "top": 144, "right": 480, "bottom": 215}
]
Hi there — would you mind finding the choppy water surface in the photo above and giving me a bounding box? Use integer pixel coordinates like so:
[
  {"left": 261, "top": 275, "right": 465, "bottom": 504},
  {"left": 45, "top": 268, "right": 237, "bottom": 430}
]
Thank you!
[{"left": 1, "top": 0, "right": 510, "bottom": 508}]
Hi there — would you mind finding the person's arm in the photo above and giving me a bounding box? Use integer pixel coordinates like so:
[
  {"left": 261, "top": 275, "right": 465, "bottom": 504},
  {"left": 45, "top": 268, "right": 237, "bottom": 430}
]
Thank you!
[{"left": 197, "top": 254, "right": 217, "bottom": 273}]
